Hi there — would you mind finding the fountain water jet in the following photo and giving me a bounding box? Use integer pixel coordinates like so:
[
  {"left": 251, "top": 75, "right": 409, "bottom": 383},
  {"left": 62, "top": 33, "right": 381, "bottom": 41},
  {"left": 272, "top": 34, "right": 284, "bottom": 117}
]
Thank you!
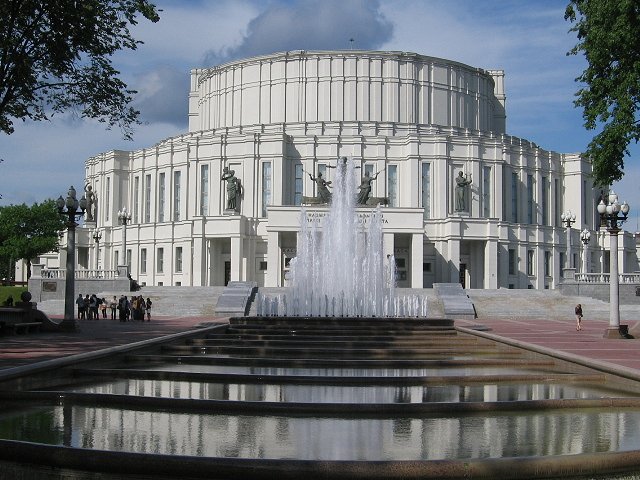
[{"left": 258, "top": 157, "right": 426, "bottom": 317}]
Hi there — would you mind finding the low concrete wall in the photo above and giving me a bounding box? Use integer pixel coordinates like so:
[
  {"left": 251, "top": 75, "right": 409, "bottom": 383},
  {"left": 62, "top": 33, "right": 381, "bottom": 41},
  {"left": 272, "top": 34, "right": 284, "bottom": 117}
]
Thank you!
[
  {"left": 28, "top": 265, "right": 131, "bottom": 301},
  {"left": 560, "top": 282, "right": 640, "bottom": 304}
]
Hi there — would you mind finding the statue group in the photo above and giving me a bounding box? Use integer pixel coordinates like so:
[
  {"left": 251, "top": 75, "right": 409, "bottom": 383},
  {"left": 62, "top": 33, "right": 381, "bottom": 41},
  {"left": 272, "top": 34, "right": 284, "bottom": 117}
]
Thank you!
[{"left": 303, "top": 157, "right": 388, "bottom": 206}]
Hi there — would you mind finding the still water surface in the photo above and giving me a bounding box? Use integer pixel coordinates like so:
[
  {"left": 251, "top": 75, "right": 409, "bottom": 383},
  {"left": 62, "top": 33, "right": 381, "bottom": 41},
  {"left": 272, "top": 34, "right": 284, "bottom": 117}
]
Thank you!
[{"left": 1, "top": 405, "right": 640, "bottom": 460}]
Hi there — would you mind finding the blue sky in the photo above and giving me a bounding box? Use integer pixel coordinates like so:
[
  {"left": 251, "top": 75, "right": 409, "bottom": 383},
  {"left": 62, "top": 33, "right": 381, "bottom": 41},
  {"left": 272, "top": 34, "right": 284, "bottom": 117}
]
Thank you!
[{"left": 1, "top": 0, "right": 638, "bottom": 229}]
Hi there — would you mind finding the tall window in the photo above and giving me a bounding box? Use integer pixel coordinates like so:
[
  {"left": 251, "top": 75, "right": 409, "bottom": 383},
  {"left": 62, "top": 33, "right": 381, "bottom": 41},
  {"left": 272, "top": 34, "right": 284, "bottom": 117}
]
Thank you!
[
  {"left": 482, "top": 166, "right": 491, "bottom": 218},
  {"left": 294, "top": 164, "right": 303, "bottom": 205},
  {"left": 105, "top": 177, "right": 110, "bottom": 222},
  {"left": 114, "top": 251, "right": 119, "bottom": 268},
  {"left": 144, "top": 175, "right": 151, "bottom": 223},
  {"left": 554, "top": 178, "right": 560, "bottom": 226},
  {"left": 527, "top": 174, "right": 534, "bottom": 224},
  {"left": 511, "top": 172, "right": 518, "bottom": 223},
  {"left": 200, "top": 165, "right": 209, "bottom": 216},
  {"left": 541, "top": 176, "right": 548, "bottom": 226},
  {"left": 158, "top": 173, "right": 165, "bottom": 222},
  {"left": 175, "top": 246, "right": 183, "bottom": 273},
  {"left": 388, "top": 164, "right": 398, "bottom": 207},
  {"left": 508, "top": 248, "right": 516, "bottom": 275},
  {"left": 173, "top": 171, "right": 181, "bottom": 221},
  {"left": 133, "top": 176, "right": 140, "bottom": 224},
  {"left": 527, "top": 250, "right": 534, "bottom": 276},
  {"left": 126, "top": 249, "right": 131, "bottom": 272},
  {"left": 140, "top": 248, "right": 147, "bottom": 274},
  {"left": 157, "top": 247, "right": 164, "bottom": 273},
  {"left": 544, "top": 251, "right": 551, "bottom": 277},
  {"left": 421, "top": 163, "right": 431, "bottom": 219},
  {"left": 319, "top": 164, "right": 328, "bottom": 178},
  {"left": 261, "top": 162, "right": 271, "bottom": 217}
]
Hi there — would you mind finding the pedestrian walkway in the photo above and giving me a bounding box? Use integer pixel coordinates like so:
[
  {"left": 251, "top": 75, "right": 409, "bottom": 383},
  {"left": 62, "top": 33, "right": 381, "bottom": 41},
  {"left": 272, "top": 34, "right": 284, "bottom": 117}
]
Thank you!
[
  {"left": 0, "top": 315, "right": 227, "bottom": 370},
  {"left": 456, "top": 313, "right": 640, "bottom": 380},
  {"left": 1, "top": 308, "right": 640, "bottom": 382}
]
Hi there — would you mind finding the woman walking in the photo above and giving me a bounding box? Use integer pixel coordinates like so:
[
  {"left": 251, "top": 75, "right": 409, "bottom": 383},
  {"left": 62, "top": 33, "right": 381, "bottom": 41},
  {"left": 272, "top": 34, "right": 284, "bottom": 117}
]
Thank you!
[{"left": 575, "top": 304, "right": 583, "bottom": 331}]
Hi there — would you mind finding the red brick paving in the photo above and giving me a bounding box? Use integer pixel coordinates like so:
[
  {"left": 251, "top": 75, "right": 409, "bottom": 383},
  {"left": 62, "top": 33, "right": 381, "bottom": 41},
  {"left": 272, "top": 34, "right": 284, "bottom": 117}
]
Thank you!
[
  {"left": 456, "top": 314, "right": 640, "bottom": 373},
  {"left": 0, "top": 315, "right": 228, "bottom": 370}
]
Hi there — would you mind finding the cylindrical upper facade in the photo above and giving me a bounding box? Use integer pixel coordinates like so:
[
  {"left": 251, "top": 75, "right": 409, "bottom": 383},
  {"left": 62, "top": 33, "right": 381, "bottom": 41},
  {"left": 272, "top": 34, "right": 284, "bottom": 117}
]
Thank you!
[{"left": 189, "top": 50, "right": 506, "bottom": 134}]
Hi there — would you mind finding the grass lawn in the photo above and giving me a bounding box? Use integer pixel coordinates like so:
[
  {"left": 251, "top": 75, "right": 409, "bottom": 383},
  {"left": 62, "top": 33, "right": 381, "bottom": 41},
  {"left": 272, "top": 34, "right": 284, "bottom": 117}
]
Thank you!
[{"left": 0, "top": 286, "right": 30, "bottom": 305}]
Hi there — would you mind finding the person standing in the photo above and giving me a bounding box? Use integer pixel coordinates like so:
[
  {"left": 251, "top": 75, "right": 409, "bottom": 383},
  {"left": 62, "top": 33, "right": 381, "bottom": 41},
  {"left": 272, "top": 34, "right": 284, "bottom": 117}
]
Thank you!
[
  {"left": 145, "top": 297, "right": 152, "bottom": 322},
  {"left": 109, "top": 296, "right": 118, "bottom": 320},
  {"left": 575, "top": 304, "right": 583, "bottom": 331},
  {"left": 75, "top": 294, "right": 86, "bottom": 320},
  {"left": 100, "top": 298, "right": 107, "bottom": 319}
]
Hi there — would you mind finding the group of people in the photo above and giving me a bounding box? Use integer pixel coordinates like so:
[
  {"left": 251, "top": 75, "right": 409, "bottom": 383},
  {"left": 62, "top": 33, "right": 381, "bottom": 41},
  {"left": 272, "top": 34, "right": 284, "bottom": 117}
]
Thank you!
[
  {"left": 76, "top": 293, "right": 152, "bottom": 322},
  {"left": 75, "top": 294, "right": 110, "bottom": 320}
]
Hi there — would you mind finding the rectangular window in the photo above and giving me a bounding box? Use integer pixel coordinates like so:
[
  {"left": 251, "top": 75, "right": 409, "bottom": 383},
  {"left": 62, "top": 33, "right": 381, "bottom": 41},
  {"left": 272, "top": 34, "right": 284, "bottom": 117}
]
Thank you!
[
  {"left": 105, "top": 177, "right": 110, "bottom": 222},
  {"left": 364, "top": 164, "right": 374, "bottom": 177},
  {"left": 319, "top": 164, "right": 328, "bottom": 179},
  {"left": 114, "top": 250, "right": 119, "bottom": 268},
  {"left": 527, "top": 250, "right": 534, "bottom": 276},
  {"left": 511, "top": 172, "right": 518, "bottom": 223},
  {"left": 140, "top": 248, "right": 147, "bottom": 274},
  {"left": 527, "top": 174, "right": 534, "bottom": 224},
  {"left": 421, "top": 163, "right": 431, "bottom": 219},
  {"left": 175, "top": 246, "right": 183, "bottom": 273},
  {"left": 388, "top": 164, "right": 398, "bottom": 207},
  {"left": 157, "top": 247, "right": 164, "bottom": 273},
  {"left": 126, "top": 249, "right": 131, "bottom": 272},
  {"left": 541, "top": 176, "right": 548, "bottom": 226},
  {"left": 200, "top": 164, "right": 209, "bottom": 216},
  {"left": 259, "top": 261, "right": 268, "bottom": 271},
  {"left": 144, "top": 175, "right": 151, "bottom": 223},
  {"left": 294, "top": 164, "right": 303, "bottom": 205},
  {"left": 133, "top": 176, "right": 140, "bottom": 224},
  {"left": 173, "top": 171, "right": 181, "bottom": 221},
  {"left": 482, "top": 166, "right": 491, "bottom": 218},
  {"left": 158, "top": 173, "right": 165, "bottom": 222},
  {"left": 508, "top": 248, "right": 516, "bottom": 275},
  {"left": 261, "top": 162, "right": 271, "bottom": 217},
  {"left": 544, "top": 251, "right": 551, "bottom": 277}
]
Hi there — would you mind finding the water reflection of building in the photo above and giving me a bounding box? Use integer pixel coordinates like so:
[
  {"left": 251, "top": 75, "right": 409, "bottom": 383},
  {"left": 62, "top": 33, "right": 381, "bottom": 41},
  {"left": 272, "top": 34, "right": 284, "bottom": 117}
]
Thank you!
[{"left": 72, "top": 50, "right": 637, "bottom": 289}]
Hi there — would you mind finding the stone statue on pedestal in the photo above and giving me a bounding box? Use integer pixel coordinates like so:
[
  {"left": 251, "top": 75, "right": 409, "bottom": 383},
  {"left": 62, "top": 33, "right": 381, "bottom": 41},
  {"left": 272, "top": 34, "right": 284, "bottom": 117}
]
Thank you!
[{"left": 455, "top": 172, "right": 472, "bottom": 212}]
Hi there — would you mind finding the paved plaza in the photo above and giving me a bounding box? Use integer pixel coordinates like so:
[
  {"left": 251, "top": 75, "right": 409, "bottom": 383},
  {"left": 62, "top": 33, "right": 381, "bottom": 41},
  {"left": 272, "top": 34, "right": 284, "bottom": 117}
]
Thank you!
[{"left": 0, "top": 308, "right": 639, "bottom": 379}]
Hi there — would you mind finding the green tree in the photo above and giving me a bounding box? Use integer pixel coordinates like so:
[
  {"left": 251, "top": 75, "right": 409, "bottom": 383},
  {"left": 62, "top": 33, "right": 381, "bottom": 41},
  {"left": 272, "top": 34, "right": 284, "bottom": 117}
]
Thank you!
[
  {"left": 0, "top": 0, "right": 159, "bottom": 140},
  {"left": 0, "top": 200, "right": 66, "bottom": 279},
  {"left": 565, "top": 0, "right": 640, "bottom": 187}
]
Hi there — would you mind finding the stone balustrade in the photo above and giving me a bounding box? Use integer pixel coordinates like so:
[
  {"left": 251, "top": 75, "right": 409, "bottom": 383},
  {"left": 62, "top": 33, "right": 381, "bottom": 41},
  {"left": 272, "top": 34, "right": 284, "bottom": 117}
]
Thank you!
[{"left": 574, "top": 273, "right": 640, "bottom": 284}]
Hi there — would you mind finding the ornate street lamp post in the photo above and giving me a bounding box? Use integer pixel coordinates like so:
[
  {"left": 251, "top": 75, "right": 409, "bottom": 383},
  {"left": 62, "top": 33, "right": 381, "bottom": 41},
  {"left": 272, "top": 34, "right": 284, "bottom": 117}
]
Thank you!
[
  {"left": 597, "top": 191, "right": 630, "bottom": 338},
  {"left": 117, "top": 207, "right": 131, "bottom": 272},
  {"left": 56, "top": 186, "right": 87, "bottom": 330},
  {"left": 92, "top": 228, "right": 102, "bottom": 271},
  {"left": 561, "top": 210, "right": 576, "bottom": 269},
  {"left": 580, "top": 228, "right": 591, "bottom": 274}
]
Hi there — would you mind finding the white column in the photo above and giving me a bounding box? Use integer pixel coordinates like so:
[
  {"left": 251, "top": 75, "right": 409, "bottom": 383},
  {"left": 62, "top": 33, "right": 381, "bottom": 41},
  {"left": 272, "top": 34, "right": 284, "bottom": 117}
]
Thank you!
[
  {"left": 383, "top": 233, "right": 395, "bottom": 263},
  {"left": 485, "top": 239, "right": 498, "bottom": 289},
  {"left": 230, "top": 236, "right": 243, "bottom": 282},
  {"left": 449, "top": 238, "right": 461, "bottom": 284},
  {"left": 608, "top": 229, "right": 620, "bottom": 331},
  {"left": 411, "top": 233, "right": 423, "bottom": 288},
  {"left": 266, "top": 231, "right": 280, "bottom": 287}
]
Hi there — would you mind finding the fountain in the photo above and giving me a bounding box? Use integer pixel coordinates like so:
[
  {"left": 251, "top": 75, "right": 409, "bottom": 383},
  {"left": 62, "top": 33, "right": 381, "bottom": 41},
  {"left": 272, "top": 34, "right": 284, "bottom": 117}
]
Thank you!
[{"left": 257, "top": 157, "right": 427, "bottom": 318}]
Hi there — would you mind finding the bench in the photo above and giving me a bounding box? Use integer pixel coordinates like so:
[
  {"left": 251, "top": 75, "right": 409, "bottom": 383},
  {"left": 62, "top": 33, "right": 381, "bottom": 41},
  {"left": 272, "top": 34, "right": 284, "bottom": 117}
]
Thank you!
[{"left": 11, "top": 322, "right": 42, "bottom": 334}]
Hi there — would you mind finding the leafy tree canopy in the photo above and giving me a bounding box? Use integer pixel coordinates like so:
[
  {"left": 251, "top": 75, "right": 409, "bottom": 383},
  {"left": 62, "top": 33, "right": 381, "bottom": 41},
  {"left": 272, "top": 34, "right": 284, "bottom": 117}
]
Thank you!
[
  {"left": 0, "top": 0, "right": 160, "bottom": 140},
  {"left": 565, "top": 0, "right": 640, "bottom": 187},
  {"left": 0, "top": 200, "right": 66, "bottom": 278}
]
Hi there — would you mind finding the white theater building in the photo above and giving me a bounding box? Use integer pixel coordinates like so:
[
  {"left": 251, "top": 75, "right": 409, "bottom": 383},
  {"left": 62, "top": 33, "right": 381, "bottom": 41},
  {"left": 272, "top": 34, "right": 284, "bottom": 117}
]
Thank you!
[{"left": 74, "top": 50, "right": 637, "bottom": 290}]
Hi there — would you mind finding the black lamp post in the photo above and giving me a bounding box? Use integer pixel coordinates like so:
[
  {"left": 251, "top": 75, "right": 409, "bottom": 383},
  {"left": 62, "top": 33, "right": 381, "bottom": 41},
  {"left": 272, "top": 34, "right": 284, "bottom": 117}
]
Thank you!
[
  {"left": 561, "top": 210, "right": 576, "bottom": 269},
  {"left": 117, "top": 207, "right": 131, "bottom": 272},
  {"left": 597, "top": 191, "right": 630, "bottom": 338},
  {"left": 56, "top": 186, "right": 87, "bottom": 330}
]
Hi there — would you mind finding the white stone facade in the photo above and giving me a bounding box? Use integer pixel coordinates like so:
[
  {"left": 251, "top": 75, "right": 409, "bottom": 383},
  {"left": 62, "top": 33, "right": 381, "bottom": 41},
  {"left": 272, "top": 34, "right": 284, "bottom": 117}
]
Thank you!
[{"left": 78, "top": 50, "right": 638, "bottom": 289}]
